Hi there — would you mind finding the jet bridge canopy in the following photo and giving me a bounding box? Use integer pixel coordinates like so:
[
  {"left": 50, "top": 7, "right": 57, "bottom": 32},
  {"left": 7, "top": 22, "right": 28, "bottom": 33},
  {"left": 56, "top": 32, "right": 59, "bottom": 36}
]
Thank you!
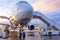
[{"left": 33, "top": 11, "right": 60, "bottom": 30}]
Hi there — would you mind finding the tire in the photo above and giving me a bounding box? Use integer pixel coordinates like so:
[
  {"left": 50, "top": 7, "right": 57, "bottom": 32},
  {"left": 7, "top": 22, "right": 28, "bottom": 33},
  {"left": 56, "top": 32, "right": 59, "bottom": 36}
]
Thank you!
[
  {"left": 23, "top": 32, "right": 25, "bottom": 38},
  {"left": 19, "top": 32, "right": 22, "bottom": 39}
]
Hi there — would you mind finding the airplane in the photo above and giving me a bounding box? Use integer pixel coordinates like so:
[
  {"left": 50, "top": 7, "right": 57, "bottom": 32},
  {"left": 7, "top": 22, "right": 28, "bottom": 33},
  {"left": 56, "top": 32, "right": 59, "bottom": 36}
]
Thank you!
[
  {"left": 0, "top": 1, "right": 34, "bottom": 39},
  {"left": 0, "top": 1, "right": 60, "bottom": 39}
]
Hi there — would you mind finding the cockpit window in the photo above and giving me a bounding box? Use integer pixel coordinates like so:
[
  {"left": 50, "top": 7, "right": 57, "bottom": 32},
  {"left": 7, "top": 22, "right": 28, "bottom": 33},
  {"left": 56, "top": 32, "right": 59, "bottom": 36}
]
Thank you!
[{"left": 19, "top": 1, "right": 28, "bottom": 3}]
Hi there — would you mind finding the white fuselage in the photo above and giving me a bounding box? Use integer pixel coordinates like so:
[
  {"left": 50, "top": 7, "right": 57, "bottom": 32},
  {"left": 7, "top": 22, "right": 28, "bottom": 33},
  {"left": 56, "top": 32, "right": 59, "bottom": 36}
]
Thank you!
[{"left": 10, "top": 1, "right": 33, "bottom": 25}]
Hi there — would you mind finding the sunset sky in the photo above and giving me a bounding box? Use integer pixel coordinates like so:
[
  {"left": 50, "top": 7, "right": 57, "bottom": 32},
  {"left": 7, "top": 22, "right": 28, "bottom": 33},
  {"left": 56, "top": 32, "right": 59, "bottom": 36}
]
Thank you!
[{"left": 0, "top": 0, "right": 60, "bottom": 25}]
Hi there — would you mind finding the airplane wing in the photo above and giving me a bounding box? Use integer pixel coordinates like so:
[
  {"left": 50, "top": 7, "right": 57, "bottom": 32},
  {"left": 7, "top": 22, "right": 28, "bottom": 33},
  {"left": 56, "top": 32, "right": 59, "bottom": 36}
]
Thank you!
[
  {"left": 0, "top": 19, "right": 11, "bottom": 26},
  {"left": 0, "top": 22, "right": 11, "bottom": 26},
  {"left": 0, "top": 16, "right": 12, "bottom": 26}
]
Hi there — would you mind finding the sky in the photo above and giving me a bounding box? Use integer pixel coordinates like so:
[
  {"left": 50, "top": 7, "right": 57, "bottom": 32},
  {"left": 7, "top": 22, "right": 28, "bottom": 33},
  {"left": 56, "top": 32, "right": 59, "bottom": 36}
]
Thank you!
[{"left": 0, "top": 0, "right": 60, "bottom": 25}]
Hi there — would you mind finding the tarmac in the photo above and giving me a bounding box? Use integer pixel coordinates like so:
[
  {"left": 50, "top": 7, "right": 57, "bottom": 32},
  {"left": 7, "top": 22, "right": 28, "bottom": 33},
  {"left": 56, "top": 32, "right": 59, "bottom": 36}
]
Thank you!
[{"left": 0, "top": 30, "right": 60, "bottom": 40}]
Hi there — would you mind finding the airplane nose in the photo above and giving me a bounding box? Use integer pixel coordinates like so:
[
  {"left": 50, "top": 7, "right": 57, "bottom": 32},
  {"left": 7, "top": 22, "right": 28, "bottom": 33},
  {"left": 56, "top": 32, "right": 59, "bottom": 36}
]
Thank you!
[{"left": 11, "top": 1, "right": 33, "bottom": 25}]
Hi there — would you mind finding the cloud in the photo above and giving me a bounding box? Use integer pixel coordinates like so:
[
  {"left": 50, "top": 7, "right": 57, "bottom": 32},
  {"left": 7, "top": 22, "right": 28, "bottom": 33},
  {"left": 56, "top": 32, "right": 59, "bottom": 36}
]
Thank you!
[
  {"left": 31, "top": 0, "right": 60, "bottom": 12},
  {"left": 0, "top": 0, "right": 21, "bottom": 17},
  {"left": 31, "top": 0, "right": 60, "bottom": 25},
  {"left": 47, "top": 9, "right": 60, "bottom": 22},
  {"left": 45, "top": 0, "right": 60, "bottom": 8}
]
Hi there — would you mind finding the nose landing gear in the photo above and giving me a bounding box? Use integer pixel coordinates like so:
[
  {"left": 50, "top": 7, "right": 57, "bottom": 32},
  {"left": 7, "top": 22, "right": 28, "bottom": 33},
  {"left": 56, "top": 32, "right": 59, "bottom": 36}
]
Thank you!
[{"left": 19, "top": 32, "right": 25, "bottom": 40}]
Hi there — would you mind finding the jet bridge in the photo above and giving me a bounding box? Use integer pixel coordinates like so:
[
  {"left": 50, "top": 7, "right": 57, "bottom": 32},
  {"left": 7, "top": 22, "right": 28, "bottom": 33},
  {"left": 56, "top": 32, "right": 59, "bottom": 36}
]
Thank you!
[{"left": 33, "top": 11, "right": 60, "bottom": 30}]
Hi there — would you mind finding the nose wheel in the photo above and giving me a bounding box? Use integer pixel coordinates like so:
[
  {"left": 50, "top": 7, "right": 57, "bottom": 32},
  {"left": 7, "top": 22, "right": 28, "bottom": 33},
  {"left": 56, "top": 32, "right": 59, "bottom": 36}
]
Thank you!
[{"left": 19, "top": 32, "right": 25, "bottom": 39}]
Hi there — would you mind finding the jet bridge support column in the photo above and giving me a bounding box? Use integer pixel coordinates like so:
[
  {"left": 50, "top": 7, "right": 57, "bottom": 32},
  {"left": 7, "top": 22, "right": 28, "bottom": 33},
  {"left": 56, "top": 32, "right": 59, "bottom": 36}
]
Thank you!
[{"left": 47, "top": 24, "right": 53, "bottom": 30}]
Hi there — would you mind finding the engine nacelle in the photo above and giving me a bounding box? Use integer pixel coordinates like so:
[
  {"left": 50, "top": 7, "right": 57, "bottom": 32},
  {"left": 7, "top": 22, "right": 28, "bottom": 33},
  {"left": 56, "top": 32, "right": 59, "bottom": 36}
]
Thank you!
[{"left": 28, "top": 25, "right": 35, "bottom": 30}]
